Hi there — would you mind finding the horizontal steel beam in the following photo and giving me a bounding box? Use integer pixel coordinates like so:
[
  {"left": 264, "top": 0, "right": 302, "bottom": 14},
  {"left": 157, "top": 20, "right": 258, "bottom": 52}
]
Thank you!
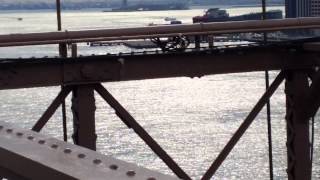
[
  {"left": 0, "top": 46, "right": 318, "bottom": 90},
  {"left": 0, "top": 121, "right": 179, "bottom": 180},
  {"left": 0, "top": 17, "right": 320, "bottom": 46}
]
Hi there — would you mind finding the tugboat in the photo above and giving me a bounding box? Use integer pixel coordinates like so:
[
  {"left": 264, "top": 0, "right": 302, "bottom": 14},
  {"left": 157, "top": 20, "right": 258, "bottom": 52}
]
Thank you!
[
  {"left": 193, "top": 8, "right": 283, "bottom": 23},
  {"left": 164, "top": 17, "right": 177, "bottom": 21}
]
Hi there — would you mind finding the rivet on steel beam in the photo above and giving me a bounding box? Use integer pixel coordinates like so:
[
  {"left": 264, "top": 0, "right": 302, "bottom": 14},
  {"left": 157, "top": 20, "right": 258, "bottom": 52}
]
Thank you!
[
  {"left": 64, "top": 148, "right": 72, "bottom": 154},
  {"left": 143, "top": 51, "right": 147, "bottom": 55},
  {"left": 126, "top": 170, "right": 136, "bottom": 177},
  {"left": 118, "top": 58, "right": 125, "bottom": 65},
  {"left": 131, "top": 51, "right": 134, "bottom": 55},
  {"left": 93, "top": 159, "right": 102, "bottom": 165},
  {"left": 91, "top": 54, "right": 96, "bottom": 56},
  {"left": 6, "top": 129, "right": 13, "bottom": 133},
  {"left": 27, "top": 136, "right": 34, "bottom": 140},
  {"left": 78, "top": 154, "right": 86, "bottom": 159},
  {"left": 109, "top": 164, "right": 118, "bottom": 170},
  {"left": 51, "top": 144, "right": 59, "bottom": 149},
  {"left": 118, "top": 52, "right": 123, "bottom": 56},
  {"left": 16, "top": 132, "right": 23, "bottom": 137},
  {"left": 38, "top": 140, "right": 46, "bottom": 144}
]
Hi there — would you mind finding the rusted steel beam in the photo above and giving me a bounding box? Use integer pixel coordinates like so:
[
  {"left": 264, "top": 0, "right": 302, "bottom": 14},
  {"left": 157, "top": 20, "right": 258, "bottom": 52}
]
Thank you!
[
  {"left": 303, "top": 42, "right": 320, "bottom": 52},
  {"left": 285, "top": 70, "right": 311, "bottom": 180},
  {"left": 32, "top": 86, "right": 72, "bottom": 132},
  {"left": 0, "top": 46, "right": 318, "bottom": 90},
  {"left": 201, "top": 71, "right": 285, "bottom": 180},
  {"left": 72, "top": 85, "right": 97, "bottom": 150},
  {"left": 0, "top": 17, "right": 320, "bottom": 46},
  {"left": 94, "top": 84, "right": 191, "bottom": 180},
  {"left": 0, "top": 121, "right": 179, "bottom": 180}
]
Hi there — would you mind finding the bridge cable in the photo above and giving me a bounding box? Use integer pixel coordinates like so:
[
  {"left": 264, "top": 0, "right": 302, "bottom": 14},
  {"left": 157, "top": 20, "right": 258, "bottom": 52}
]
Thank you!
[
  {"left": 262, "top": 0, "right": 274, "bottom": 179},
  {"left": 265, "top": 70, "right": 274, "bottom": 180},
  {"left": 56, "top": 0, "right": 68, "bottom": 142},
  {"left": 310, "top": 116, "right": 315, "bottom": 174}
]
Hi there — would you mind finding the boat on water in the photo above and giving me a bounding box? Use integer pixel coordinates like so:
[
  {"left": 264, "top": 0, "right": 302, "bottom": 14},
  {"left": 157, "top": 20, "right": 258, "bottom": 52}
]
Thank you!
[
  {"left": 148, "top": 20, "right": 182, "bottom": 26},
  {"left": 108, "top": 3, "right": 189, "bottom": 12},
  {"left": 164, "top": 17, "right": 177, "bottom": 21},
  {"left": 193, "top": 8, "right": 283, "bottom": 23}
]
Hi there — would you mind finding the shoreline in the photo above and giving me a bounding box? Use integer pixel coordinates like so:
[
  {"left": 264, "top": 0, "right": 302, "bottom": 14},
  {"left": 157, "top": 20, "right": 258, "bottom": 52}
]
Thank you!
[{"left": 0, "top": 3, "right": 285, "bottom": 11}]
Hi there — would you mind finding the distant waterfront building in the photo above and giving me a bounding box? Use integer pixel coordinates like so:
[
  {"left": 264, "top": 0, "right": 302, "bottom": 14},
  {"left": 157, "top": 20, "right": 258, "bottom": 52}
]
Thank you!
[
  {"left": 311, "top": 0, "right": 320, "bottom": 16},
  {"left": 285, "top": 0, "right": 311, "bottom": 17},
  {"left": 285, "top": 0, "right": 320, "bottom": 35}
]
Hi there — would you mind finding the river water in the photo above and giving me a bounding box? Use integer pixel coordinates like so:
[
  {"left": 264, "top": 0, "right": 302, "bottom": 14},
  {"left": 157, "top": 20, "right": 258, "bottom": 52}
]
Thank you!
[{"left": 0, "top": 6, "right": 319, "bottom": 180}]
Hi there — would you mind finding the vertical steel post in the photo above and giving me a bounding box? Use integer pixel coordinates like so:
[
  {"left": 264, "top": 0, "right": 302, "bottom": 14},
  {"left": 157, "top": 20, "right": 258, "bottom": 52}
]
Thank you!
[
  {"left": 285, "top": 70, "right": 311, "bottom": 180},
  {"left": 70, "top": 42, "right": 96, "bottom": 150},
  {"left": 56, "top": 0, "right": 62, "bottom": 31},
  {"left": 71, "top": 44, "right": 77, "bottom": 58},
  {"left": 208, "top": 35, "right": 214, "bottom": 48},
  {"left": 72, "top": 85, "right": 97, "bottom": 151},
  {"left": 262, "top": 0, "right": 267, "bottom": 41},
  {"left": 195, "top": 35, "right": 201, "bottom": 49}
]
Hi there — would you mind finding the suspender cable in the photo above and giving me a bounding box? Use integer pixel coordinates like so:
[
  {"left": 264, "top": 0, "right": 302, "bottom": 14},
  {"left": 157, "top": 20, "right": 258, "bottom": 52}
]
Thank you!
[
  {"left": 262, "top": 1, "right": 274, "bottom": 180},
  {"left": 265, "top": 70, "right": 274, "bottom": 180},
  {"left": 56, "top": 0, "right": 68, "bottom": 142},
  {"left": 310, "top": 116, "right": 315, "bottom": 173}
]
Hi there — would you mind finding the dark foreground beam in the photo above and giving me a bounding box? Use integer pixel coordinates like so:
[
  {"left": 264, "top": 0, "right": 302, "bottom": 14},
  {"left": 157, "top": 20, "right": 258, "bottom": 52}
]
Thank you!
[
  {"left": 0, "top": 46, "right": 318, "bottom": 90},
  {"left": 0, "top": 121, "right": 179, "bottom": 180}
]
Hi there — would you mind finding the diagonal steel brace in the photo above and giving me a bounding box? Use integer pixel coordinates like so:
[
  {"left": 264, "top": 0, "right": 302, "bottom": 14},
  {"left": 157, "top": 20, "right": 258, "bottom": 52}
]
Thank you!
[
  {"left": 32, "top": 86, "right": 72, "bottom": 132},
  {"left": 94, "top": 83, "right": 191, "bottom": 180},
  {"left": 201, "top": 71, "right": 285, "bottom": 180}
]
